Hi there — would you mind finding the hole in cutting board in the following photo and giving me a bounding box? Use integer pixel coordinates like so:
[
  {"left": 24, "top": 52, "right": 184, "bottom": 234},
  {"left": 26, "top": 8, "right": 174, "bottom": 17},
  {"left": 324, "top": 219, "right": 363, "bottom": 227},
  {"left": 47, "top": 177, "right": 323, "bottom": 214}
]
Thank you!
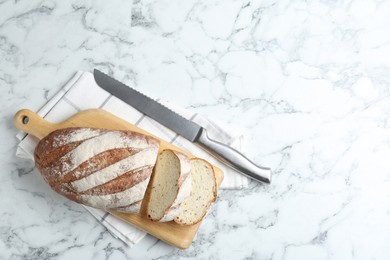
[{"left": 22, "top": 116, "right": 29, "bottom": 124}]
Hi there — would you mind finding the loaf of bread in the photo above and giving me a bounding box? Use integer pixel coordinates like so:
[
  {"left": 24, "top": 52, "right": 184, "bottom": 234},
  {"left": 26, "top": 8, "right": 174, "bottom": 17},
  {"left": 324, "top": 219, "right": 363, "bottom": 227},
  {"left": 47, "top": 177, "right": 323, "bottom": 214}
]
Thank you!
[
  {"left": 34, "top": 127, "right": 218, "bottom": 224},
  {"left": 34, "top": 127, "right": 160, "bottom": 213},
  {"left": 145, "top": 150, "right": 191, "bottom": 222},
  {"left": 174, "top": 159, "right": 217, "bottom": 225}
]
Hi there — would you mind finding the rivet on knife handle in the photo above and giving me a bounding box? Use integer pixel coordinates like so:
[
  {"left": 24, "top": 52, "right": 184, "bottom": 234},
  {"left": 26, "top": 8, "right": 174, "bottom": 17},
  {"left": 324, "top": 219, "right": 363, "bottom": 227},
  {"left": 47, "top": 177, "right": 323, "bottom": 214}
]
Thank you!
[{"left": 196, "top": 128, "right": 272, "bottom": 184}]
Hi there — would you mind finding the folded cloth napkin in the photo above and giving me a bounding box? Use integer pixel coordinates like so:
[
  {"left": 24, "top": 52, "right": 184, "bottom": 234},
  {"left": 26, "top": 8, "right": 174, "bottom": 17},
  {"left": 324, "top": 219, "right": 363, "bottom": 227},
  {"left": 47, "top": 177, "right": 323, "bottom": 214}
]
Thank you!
[{"left": 16, "top": 71, "right": 249, "bottom": 247}]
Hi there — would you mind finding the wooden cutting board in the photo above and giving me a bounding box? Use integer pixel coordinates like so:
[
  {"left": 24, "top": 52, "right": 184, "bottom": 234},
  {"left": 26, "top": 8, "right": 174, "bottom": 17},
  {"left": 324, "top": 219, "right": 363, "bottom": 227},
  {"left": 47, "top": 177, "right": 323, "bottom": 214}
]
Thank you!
[{"left": 14, "top": 109, "right": 224, "bottom": 249}]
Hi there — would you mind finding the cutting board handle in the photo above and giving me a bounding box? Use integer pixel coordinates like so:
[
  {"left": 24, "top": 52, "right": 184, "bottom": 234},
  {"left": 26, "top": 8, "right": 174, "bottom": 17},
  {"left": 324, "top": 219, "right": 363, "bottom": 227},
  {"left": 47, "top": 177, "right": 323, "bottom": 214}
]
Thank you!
[{"left": 14, "top": 109, "right": 56, "bottom": 140}]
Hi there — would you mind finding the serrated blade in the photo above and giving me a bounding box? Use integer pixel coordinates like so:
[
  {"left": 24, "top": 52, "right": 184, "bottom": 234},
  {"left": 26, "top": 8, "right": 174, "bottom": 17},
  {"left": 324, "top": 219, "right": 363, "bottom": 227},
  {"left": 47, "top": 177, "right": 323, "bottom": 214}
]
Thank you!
[{"left": 93, "top": 69, "right": 202, "bottom": 141}]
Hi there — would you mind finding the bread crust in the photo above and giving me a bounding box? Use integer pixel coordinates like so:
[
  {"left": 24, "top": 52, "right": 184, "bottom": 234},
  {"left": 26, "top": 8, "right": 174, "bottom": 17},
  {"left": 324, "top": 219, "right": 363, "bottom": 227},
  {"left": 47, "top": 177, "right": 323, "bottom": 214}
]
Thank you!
[{"left": 34, "top": 127, "right": 160, "bottom": 213}]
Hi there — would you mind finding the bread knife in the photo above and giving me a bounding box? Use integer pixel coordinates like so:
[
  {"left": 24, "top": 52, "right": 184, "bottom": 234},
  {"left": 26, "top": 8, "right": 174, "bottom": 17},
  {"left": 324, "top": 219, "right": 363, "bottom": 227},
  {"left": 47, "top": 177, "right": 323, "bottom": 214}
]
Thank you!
[{"left": 93, "top": 69, "right": 272, "bottom": 184}]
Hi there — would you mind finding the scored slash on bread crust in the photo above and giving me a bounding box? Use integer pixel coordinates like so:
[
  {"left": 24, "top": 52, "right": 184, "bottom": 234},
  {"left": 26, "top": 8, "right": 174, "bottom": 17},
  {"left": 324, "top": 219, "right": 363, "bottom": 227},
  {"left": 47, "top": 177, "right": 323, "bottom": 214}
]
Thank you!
[
  {"left": 174, "top": 159, "right": 217, "bottom": 226},
  {"left": 78, "top": 178, "right": 150, "bottom": 209},
  {"left": 34, "top": 127, "right": 160, "bottom": 214},
  {"left": 69, "top": 148, "right": 158, "bottom": 192},
  {"left": 144, "top": 150, "right": 191, "bottom": 222}
]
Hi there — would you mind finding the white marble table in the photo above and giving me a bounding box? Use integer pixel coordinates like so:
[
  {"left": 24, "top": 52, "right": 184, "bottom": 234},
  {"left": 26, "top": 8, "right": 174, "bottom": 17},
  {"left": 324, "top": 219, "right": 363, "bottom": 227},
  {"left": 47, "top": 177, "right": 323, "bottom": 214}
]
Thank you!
[{"left": 2, "top": 0, "right": 390, "bottom": 259}]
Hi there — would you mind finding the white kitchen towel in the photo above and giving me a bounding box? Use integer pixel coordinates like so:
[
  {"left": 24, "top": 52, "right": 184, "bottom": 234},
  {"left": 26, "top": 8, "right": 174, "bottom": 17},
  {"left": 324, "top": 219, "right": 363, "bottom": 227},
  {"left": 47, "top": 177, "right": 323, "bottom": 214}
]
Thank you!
[{"left": 15, "top": 71, "right": 249, "bottom": 247}]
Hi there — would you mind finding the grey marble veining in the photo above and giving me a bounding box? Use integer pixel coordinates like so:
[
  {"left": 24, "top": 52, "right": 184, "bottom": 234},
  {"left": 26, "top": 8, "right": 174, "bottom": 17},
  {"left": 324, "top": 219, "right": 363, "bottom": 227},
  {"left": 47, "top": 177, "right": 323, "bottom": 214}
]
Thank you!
[{"left": 1, "top": 0, "right": 390, "bottom": 259}]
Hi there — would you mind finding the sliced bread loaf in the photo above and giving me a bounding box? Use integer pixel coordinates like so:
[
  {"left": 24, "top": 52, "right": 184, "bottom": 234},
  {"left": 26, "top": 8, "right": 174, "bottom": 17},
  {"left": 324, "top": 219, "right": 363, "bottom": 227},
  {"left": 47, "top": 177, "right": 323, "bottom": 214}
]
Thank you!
[
  {"left": 174, "top": 159, "right": 217, "bottom": 225},
  {"left": 145, "top": 150, "right": 191, "bottom": 221}
]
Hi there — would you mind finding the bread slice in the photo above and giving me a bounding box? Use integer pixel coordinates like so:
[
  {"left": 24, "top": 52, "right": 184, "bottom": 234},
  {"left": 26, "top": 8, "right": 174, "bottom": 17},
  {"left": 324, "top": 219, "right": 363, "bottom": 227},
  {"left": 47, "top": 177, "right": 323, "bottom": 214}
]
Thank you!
[
  {"left": 146, "top": 150, "right": 191, "bottom": 222},
  {"left": 174, "top": 159, "right": 217, "bottom": 225}
]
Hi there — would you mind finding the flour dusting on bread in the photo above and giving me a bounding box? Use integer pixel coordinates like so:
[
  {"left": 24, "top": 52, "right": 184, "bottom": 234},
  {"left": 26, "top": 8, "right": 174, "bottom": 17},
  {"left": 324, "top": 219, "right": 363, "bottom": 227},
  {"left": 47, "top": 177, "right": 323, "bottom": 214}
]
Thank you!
[{"left": 34, "top": 127, "right": 160, "bottom": 214}]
